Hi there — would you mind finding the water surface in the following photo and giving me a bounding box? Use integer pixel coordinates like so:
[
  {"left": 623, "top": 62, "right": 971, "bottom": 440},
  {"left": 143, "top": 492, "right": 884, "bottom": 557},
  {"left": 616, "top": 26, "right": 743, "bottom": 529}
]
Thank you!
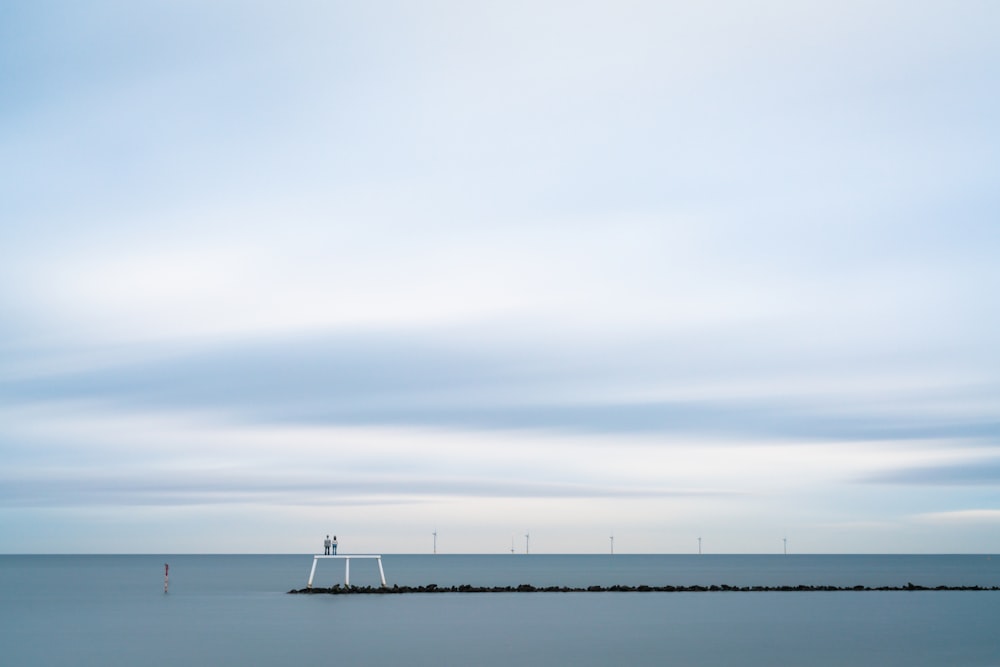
[{"left": 2, "top": 554, "right": 998, "bottom": 667}]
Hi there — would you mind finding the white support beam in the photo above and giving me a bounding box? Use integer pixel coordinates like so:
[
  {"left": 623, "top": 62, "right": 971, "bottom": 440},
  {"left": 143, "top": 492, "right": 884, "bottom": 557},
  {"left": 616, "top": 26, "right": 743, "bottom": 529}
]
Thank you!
[
  {"left": 377, "top": 556, "right": 387, "bottom": 587},
  {"left": 307, "top": 556, "right": 319, "bottom": 589},
  {"left": 306, "top": 555, "right": 387, "bottom": 588}
]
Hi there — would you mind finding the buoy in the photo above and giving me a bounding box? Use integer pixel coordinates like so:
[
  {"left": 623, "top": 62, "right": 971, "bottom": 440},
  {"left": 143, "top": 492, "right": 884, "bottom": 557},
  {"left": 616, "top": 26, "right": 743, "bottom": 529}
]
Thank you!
[{"left": 164, "top": 563, "right": 169, "bottom": 594}]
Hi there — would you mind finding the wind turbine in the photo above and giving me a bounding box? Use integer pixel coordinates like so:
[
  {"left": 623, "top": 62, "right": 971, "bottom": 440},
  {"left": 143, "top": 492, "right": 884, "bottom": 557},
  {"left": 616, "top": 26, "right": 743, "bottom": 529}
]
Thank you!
[
  {"left": 525, "top": 531, "right": 530, "bottom": 555},
  {"left": 698, "top": 537, "right": 702, "bottom": 555},
  {"left": 433, "top": 530, "right": 437, "bottom": 555},
  {"left": 510, "top": 534, "right": 515, "bottom": 554},
  {"left": 610, "top": 534, "right": 614, "bottom": 555}
]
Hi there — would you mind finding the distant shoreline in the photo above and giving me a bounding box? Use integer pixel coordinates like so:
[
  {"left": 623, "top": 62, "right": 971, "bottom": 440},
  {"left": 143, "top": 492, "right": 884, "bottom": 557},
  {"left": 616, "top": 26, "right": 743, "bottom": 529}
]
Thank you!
[{"left": 290, "top": 583, "right": 1000, "bottom": 594}]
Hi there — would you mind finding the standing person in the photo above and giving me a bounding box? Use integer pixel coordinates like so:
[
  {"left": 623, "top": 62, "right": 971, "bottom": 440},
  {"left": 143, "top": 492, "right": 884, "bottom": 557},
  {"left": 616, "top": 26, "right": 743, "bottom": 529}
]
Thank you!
[
  {"left": 331, "top": 535, "right": 337, "bottom": 555},
  {"left": 324, "top": 535, "right": 331, "bottom": 555}
]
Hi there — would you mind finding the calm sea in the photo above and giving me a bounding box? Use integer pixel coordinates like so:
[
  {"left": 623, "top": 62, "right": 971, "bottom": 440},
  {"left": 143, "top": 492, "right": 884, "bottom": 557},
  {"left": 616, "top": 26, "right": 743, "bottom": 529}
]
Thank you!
[{"left": 2, "top": 554, "right": 999, "bottom": 666}]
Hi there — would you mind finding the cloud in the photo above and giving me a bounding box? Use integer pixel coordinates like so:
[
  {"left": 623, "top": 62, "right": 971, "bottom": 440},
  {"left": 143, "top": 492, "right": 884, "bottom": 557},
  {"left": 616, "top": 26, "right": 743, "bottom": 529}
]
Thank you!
[
  {"left": 3, "top": 331, "right": 998, "bottom": 444},
  {"left": 913, "top": 510, "right": 1000, "bottom": 524},
  {"left": 863, "top": 460, "right": 1000, "bottom": 486},
  {"left": 0, "top": 472, "right": 727, "bottom": 509}
]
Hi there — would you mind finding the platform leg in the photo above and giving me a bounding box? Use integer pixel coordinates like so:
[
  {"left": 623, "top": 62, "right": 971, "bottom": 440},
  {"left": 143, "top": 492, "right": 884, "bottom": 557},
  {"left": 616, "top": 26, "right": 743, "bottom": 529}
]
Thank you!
[
  {"left": 345, "top": 558, "right": 351, "bottom": 587},
  {"left": 307, "top": 556, "right": 319, "bottom": 589},
  {"left": 377, "top": 557, "right": 387, "bottom": 587}
]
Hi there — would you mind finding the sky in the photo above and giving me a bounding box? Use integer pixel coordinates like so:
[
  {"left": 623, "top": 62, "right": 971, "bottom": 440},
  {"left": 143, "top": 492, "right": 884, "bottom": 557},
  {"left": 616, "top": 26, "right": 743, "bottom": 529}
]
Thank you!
[{"left": 1, "top": 1, "right": 999, "bottom": 554}]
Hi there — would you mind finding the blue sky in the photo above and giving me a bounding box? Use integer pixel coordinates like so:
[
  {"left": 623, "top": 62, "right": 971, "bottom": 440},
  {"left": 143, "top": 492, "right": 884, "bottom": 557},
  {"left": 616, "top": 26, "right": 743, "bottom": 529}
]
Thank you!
[{"left": 2, "top": 1, "right": 999, "bottom": 553}]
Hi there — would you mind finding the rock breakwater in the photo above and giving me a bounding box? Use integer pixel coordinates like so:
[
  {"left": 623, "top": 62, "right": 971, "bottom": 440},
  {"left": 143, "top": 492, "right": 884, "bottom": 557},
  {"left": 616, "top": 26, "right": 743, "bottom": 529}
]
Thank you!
[{"left": 289, "top": 582, "right": 1000, "bottom": 594}]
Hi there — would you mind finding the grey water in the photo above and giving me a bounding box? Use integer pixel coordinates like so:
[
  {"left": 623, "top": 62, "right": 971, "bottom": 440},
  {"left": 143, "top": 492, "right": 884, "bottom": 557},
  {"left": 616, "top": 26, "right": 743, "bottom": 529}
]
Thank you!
[{"left": 2, "top": 554, "right": 999, "bottom": 666}]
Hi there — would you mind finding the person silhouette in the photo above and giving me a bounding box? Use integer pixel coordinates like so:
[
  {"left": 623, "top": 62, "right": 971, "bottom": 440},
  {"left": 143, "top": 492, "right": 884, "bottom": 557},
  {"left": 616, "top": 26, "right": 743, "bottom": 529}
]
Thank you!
[
  {"left": 324, "top": 535, "right": 331, "bottom": 555},
  {"left": 331, "top": 535, "right": 337, "bottom": 555}
]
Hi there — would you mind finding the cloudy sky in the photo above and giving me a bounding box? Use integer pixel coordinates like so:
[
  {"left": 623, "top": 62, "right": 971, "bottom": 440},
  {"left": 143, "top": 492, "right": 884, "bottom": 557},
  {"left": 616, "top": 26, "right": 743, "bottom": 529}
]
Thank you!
[{"left": 2, "top": 1, "right": 999, "bottom": 554}]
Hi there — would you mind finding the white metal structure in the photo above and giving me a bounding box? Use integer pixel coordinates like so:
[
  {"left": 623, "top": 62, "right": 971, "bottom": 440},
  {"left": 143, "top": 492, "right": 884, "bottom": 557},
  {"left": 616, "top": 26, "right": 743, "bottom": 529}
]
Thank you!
[{"left": 307, "top": 555, "right": 387, "bottom": 588}]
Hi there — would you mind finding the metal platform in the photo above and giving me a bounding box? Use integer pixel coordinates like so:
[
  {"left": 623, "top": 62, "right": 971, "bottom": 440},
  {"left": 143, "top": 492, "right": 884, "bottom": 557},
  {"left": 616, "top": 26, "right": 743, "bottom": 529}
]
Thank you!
[{"left": 307, "top": 555, "right": 387, "bottom": 588}]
